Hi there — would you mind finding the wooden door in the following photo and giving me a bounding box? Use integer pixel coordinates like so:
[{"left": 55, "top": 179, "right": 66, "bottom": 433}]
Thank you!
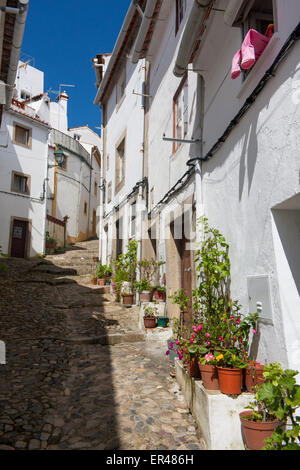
[
  {"left": 11, "top": 219, "right": 28, "bottom": 258},
  {"left": 92, "top": 209, "right": 97, "bottom": 236},
  {"left": 181, "top": 232, "right": 193, "bottom": 328}
]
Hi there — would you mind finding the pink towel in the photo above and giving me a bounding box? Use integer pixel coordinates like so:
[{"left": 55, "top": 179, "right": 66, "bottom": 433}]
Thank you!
[{"left": 231, "top": 29, "right": 271, "bottom": 79}]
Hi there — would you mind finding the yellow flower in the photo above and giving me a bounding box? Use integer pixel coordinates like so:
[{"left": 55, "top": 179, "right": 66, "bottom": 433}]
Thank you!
[{"left": 216, "top": 354, "right": 223, "bottom": 361}]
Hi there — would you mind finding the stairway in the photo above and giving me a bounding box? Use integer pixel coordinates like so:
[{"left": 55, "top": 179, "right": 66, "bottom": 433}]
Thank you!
[{"left": 34, "top": 239, "right": 146, "bottom": 345}]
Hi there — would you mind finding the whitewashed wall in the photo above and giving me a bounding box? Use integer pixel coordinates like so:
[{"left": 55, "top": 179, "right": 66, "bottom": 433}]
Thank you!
[
  {"left": 191, "top": 0, "right": 300, "bottom": 376},
  {"left": 0, "top": 111, "right": 49, "bottom": 256}
]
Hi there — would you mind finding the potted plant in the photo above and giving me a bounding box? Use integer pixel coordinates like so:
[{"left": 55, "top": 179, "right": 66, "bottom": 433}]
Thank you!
[
  {"left": 90, "top": 274, "right": 98, "bottom": 285},
  {"left": 198, "top": 351, "right": 220, "bottom": 390},
  {"left": 121, "top": 285, "right": 134, "bottom": 307},
  {"left": 156, "top": 315, "right": 169, "bottom": 328},
  {"left": 244, "top": 360, "right": 265, "bottom": 393},
  {"left": 240, "top": 363, "right": 300, "bottom": 450},
  {"left": 134, "top": 278, "right": 152, "bottom": 302},
  {"left": 153, "top": 285, "right": 166, "bottom": 302},
  {"left": 96, "top": 263, "right": 112, "bottom": 286},
  {"left": 215, "top": 350, "right": 247, "bottom": 395},
  {"left": 143, "top": 304, "right": 158, "bottom": 328},
  {"left": 45, "top": 232, "right": 56, "bottom": 253},
  {"left": 169, "top": 288, "right": 190, "bottom": 330}
]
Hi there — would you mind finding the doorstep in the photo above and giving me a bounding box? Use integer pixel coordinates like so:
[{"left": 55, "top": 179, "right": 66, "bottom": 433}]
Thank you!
[{"left": 175, "top": 359, "right": 254, "bottom": 450}]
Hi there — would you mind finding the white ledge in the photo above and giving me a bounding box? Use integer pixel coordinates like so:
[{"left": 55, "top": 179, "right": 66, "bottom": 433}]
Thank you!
[{"left": 175, "top": 358, "right": 254, "bottom": 450}]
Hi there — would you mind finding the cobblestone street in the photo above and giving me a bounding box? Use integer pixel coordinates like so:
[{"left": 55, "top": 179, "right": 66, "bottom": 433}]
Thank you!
[{"left": 0, "top": 241, "right": 202, "bottom": 451}]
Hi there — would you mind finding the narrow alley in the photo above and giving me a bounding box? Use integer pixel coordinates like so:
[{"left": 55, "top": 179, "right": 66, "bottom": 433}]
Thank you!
[{"left": 0, "top": 240, "right": 202, "bottom": 451}]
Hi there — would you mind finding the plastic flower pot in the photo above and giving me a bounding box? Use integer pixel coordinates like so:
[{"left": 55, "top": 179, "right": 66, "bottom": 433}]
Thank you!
[
  {"left": 244, "top": 362, "right": 265, "bottom": 393},
  {"left": 157, "top": 316, "right": 169, "bottom": 328},
  {"left": 198, "top": 364, "right": 219, "bottom": 390},
  {"left": 217, "top": 367, "right": 243, "bottom": 395},
  {"left": 186, "top": 357, "right": 201, "bottom": 378},
  {"left": 239, "top": 410, "right": 280, "bottom": 450},
  {"left": 143, "top": 317, "right": 157, "bottom": 328},
  {"left": 140, "top": 291, "right": 152, "bottom": 302},
  {"left": 97, "top": 278, "right": 106, "bottom": 286}
]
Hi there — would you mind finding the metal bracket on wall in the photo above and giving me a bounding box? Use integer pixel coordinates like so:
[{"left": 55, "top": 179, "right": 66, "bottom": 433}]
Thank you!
[{"left": 162, "top": 134, "right": 202, "bottom": 144}]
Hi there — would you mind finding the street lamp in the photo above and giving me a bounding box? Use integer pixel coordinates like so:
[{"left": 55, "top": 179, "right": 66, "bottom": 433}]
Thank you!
[{"left": 48, "top": 148, "right": 66, "bottom": 169}]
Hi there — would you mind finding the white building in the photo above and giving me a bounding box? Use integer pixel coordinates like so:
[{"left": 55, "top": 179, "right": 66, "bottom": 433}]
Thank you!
[
  {"left": 0, "top": 57, "right": 102, "bottom": 257},
  {"left": 94, "top": 0, "right": 300, "bottom": 378}
]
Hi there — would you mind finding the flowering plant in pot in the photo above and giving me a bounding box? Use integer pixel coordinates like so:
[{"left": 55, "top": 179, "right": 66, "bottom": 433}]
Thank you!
[
  {"left": 198, "top": 351, "right": 220, "bottom": 390},
  {"left": 240, "top": 362, "right": 300, "bottom": 450},
  {"left": 143, "top": 304, "right": 158, "bottom": 329},
  {"left": 90, "top": 274, "right": 98, "bottom": 285},
  {"left": 121, "top": 285, "right": 134, "bottom": 307},
  {"left": 215, "top": 350, "right": 247, "bottom": 395}
]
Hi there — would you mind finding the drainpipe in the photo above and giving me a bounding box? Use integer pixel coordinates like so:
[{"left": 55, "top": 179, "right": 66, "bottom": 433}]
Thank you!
[
  {"left": 131, "top": 0, "right": 157, "bottom": 64},
  {"left": 4, "top": 0, "right": 29, "bottom": 110},
  {"left": 173, "top": 0, "right": 214, "bottom": 78},
  {"left": 224, "top": 0, "right": 245, "bottom": 26}
]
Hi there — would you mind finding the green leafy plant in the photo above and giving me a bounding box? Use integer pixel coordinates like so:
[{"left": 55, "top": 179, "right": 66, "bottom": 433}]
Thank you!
[
  {"left": 153, "top": 285, "right": 166, "bottom": 293},
  {"left": 138, "top": 258, "right": 165, "bottom": 287},
  {"left": 96, "top": 263, "right": 112, "bottom": 279},
  {"left": 134, "top": 278, "right": 152, "bottom": 292},
  {"left": 45, "top": 231, "right": 56, "bottom": 246},
  {"left": 143, "top": 304, "right": 158, "bottom": 318},
  {"left": 241, "top": 363, "right": 300, "bottom": 449},
  {"left": 169, "top": 288, "right": 190, "bottom": 329}
]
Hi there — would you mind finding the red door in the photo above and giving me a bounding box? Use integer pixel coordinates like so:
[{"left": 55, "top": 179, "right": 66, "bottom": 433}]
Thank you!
[{"left": 11, "top": 219, "right": 28, "bottom": 258}]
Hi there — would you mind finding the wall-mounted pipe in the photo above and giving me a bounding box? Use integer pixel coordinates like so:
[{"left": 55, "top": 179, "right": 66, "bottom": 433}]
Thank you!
[
  {"left": 5, "top": 0, "right": 29, "bottom": 110},
  {"left": 132, "top": 0, "right": 157, "bottom": 64},
  {"left": 224, "top": 0, "right": 245, "bottom": 26},
  {"left": 173, "top": 0, "right": 214, "bottom": 78}
]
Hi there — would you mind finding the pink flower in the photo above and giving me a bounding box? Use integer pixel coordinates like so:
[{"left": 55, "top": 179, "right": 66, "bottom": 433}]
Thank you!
[
  {"left": 205, "top": 341, "right": 211, "bottom": 346},
  {"left": 206, "top": 333, "right": 210, "bottom": 338},
  {"left": 166, "top": 350, "right": 170, "bottom": 356},
  {"left": 253, "top": 329, "right": 257, "bottom": 335},
  {"left": 190, "top": 338, "right": 194, "bottom": 343},
  {"left": 178, "top": 354, "right": 183, "bottom": 360},
  {"left": 176, "top": 340, "right": 180, "bottom": 345},
  {"left": 197, "top": 325, "right": 203, "bottom": 331},
  {"left": 219, "top": 336, "right": 223, "bottom": 342},
  {"left": 236, "top": 318, "right": 240, "bottom": 324},
  {"left": 191, "top": 333, "right": 195, "bottom": 339},
  {"left": 230, "top": 316, "right": 234, "bottom": 321},
  {"left": 193, "top": 325, "right": 198, "bottom": 332}
]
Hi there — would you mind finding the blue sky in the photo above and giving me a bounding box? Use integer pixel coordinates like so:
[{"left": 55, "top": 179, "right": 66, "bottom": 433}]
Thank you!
[{"left": 21, "top": 0, "right": 130, "bottom": 133}]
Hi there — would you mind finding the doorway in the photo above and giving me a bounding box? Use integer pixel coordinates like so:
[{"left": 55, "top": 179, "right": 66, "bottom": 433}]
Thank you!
[{"left": 10, "top": 218, "right": 29, "bottom": 258}]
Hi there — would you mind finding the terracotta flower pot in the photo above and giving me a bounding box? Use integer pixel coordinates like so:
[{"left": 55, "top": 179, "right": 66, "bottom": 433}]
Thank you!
[
  {"left": 140, "top": 291, "right": 152, "bottom": 302},
  {"left": 239, "top": 410, "right": 280, "bottom": 450},
  {"left": 144, "top": 316, "right": 157, "bottom": 328},
  {"left": 91, "top": 278, "right": 97, "bottom": 285},
  {"left": 187, "top": 357, "right": 201, "bottom": 378},
  {"left": 217, "top": 367, "right": 243, "bottom": 395},
  {"left": 123, "top": 294, "right": 134, "bottom": 306},
  {"left": 153, "top": 290, "right": 166, "bottom": 302},
  {"left": 244, "top": 363, "right": 265, "bottom": 393},
  {"left": 198, "top": 363, "right": 219, "bottom": 390},
  {"left": 97, "top": 278, "right": 106, "bottom": 286}
]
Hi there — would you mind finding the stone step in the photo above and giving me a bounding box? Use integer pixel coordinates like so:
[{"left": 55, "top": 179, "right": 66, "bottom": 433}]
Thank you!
[{"left": 65, "top": 330, "right": 145, "bottom": 346}]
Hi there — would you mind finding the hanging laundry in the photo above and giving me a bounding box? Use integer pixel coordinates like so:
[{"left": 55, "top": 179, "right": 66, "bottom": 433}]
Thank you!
[{"left": 231, "top": 28, "right": 273, "bottom": 79}]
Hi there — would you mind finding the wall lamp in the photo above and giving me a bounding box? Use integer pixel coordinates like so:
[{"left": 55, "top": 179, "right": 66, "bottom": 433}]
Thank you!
[{"left": 48, "top": 148, "right": 66, "bottom": 169}]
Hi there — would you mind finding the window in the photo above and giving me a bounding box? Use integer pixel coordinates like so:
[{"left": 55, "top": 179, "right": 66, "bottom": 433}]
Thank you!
[
  {"left": 84, "top": 201, "right": 88, "bottom": 215},
  {"left": 116, "top": 69, "right": 126, "bottom": 106},
  {"left": 13, "top": 123, "right": 32, "bottom": 148},
  {"left": 173, "top": 75, "right": 188, "bottom": 153},
  {"left": 94, "top": 180, "right": 98, "bottom": 197},
  {"left": 74, "top": 134, "right": 81, "bottom": 141},
  {"left": 11, "top": 172, "right": 30, "bottom": 195},
  {"left": 130, "top": 201, "right": 136, "bottom": 238},
  {"left": 115, "top": 135, "right": 126, "bottom": 192},
  {"left": 107, "top": 182, "right": 112, "bottom": 203},
  {"left": 20, "top": 90, "right": 31, "bottom": 101},
  {"left": 175, "top": 0, "right": 187, "bottom": 35},
  {"left": 240, "top": 0, "right": 276, "bottom": 37}
]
